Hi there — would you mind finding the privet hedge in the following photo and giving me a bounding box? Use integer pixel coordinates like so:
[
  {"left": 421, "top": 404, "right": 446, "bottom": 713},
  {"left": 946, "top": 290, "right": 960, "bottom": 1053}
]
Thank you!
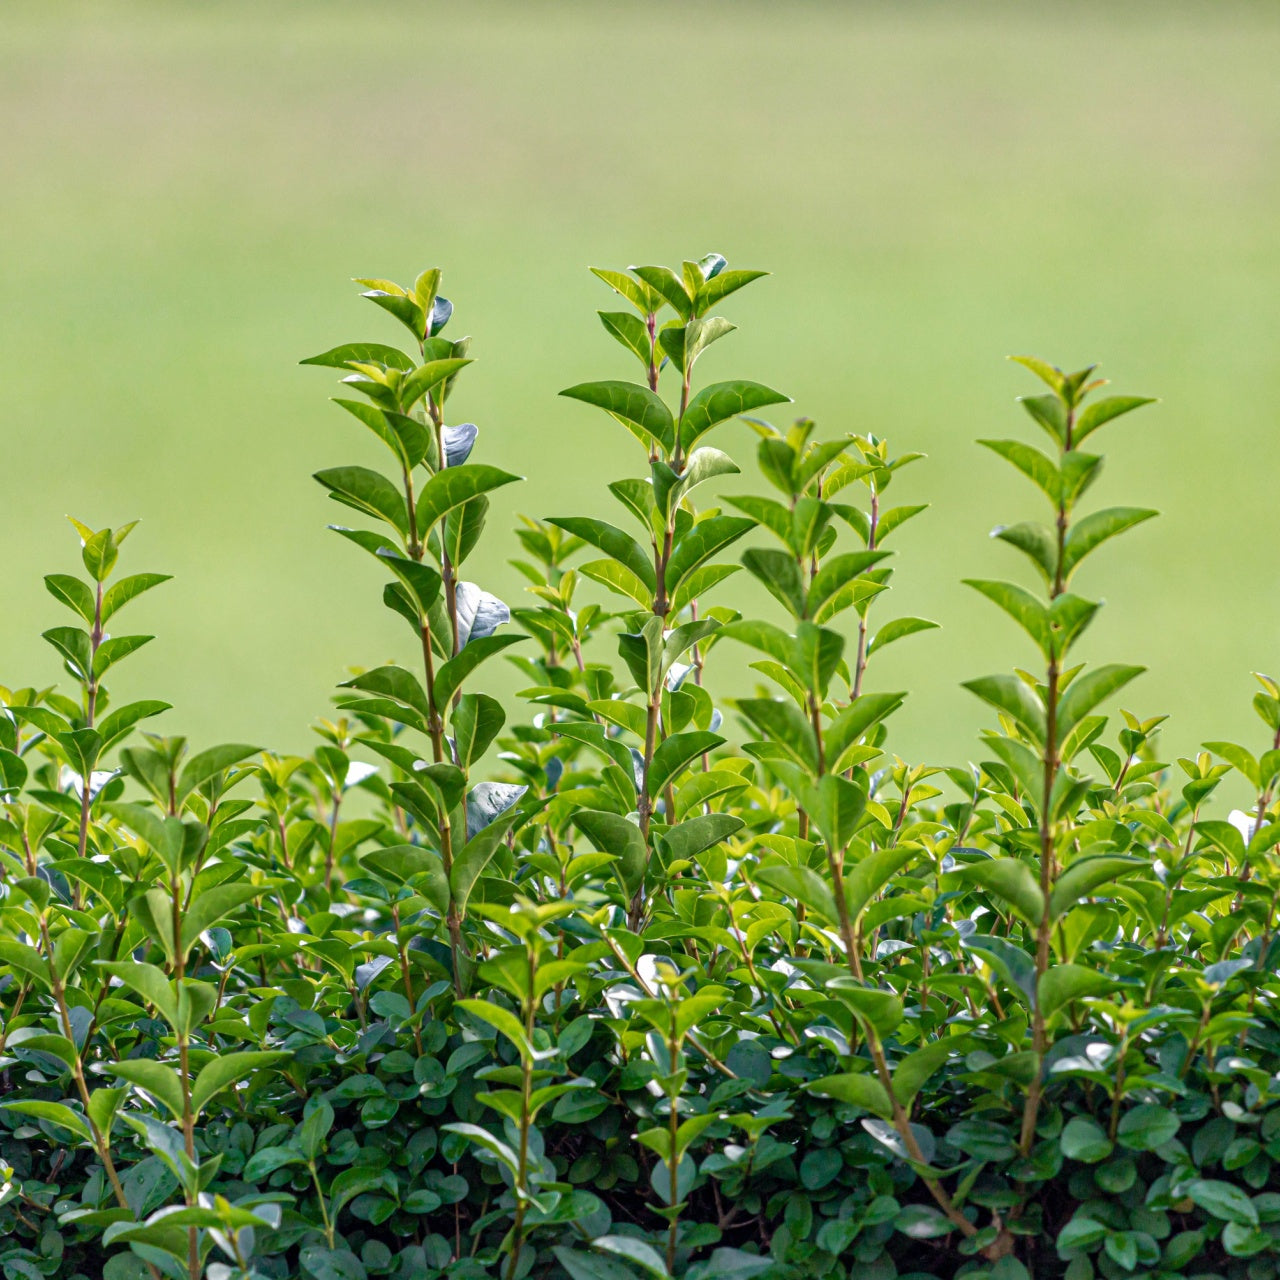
[{"left": 2, "top": 258, "right": 1279, "bottom": 1280}]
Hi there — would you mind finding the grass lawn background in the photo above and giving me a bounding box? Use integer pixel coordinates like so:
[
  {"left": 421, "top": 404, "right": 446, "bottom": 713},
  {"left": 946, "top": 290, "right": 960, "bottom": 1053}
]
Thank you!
[{"left": 3, "top": 0, "right": 1278, "bottom": 773}]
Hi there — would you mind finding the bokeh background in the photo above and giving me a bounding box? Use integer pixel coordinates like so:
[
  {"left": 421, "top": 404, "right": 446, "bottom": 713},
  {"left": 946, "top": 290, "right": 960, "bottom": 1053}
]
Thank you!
[{"left": 3, "top": 1, "right": 1279, "bottom": 770}]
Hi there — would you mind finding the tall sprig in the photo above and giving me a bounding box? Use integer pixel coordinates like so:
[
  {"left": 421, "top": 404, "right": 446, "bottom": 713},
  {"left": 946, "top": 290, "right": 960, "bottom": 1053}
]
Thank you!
[
  {"left": 962, "top": 356, "right": 1156, "bottom": 1160},
  {"left": 554, "top": 255, "right": 785, "bottom": 929},
  {"left": 306, "top": 271, "right": 528, "bottom": 993}
]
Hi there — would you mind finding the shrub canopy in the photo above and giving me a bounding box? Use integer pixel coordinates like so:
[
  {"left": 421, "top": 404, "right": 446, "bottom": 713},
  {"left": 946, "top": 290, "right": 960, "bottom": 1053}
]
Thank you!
[{"left": 2, "top": 260, "right": 1278, "bottom": 1280}]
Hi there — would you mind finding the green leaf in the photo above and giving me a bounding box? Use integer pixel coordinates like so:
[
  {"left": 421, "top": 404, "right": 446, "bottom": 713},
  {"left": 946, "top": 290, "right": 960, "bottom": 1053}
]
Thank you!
[
  {"left": 1018, "top": 393, "right": 1067, "bottom": 444},
  {"left": 719, "top": 618, "right": 798, "bottom": 668},
  {"left": 895, "top": 1205, "right": 956, "bottom": 1240},
  {"left": 579, "top": 558, "right": 654, "bottom": 608},
  {"left": 1056, "top": 665, "right": 1144, "bottom": 744},
  {"left": 1060, "top": 1116, "right": 1113, "bottom": 1163},
  {"left": 342, "top": 664, "right": 431, "bottom": 721},
  {"left": 0, "top": 940, "right": 52, "bottom": 990},
  {"left": 648, "top": 731, "right": 723, "bottom": 796},
  {"left": 1074, "top": 395, "right": 1156, "bottom": 445},
  {"left": 876, "top": 503, "right": 929, "bottom": 542},
  {"left": 1109, "top": 1103, "right": 1179, "bottom": 1156},
  {"left": 415, "top": 464, "right": 522, "bottom": 534},
  {"left": 302, "top": 341, "right": 415, "bottom": 371},
  {"left": 176, "top": 742, "right": 260, "bottom": 804},
  {"left": 792, "top": 622, "right": 844, "bottom": 697},
  {"left": 842, "top": 844, "right": 915, "bottom": 921},
  {"left": 590, "top": 266, "right": 665, "bottom": 314},
  {"left": 97, "top": 699, "right": 171, "bottom": 747},
  {"left": 190, "top": 1051, "right": 290, "bottom": 1116},
  {"left": 1049, "top": 855, "right": 1147, "bottom": 919},
  {"left": 754, "top": 863, "right": 837, "bottom": 922},
  {"left": 1061, "top": 507, "right": 1157, "bottom": 580},
  {"left": 553, "top": 1251, "right": 642, "bottom": 1280},
  {"left": 434, "top": 635, "right": 525, "bottom": 709},
  {"left": 575, "top": 810, "right": 647, "bottom": 899},
  {"left": 957, "top": 857, "right": 1045, "bottom": 925},
  {"left": 825, "top": 693, "right": 906, "bottom": 771},
  {"left": 992, "top": 521, "right": 1058, "bottom": 584},
  {"left": 593, "top": 1234, "right": 672, "bottom": 1279},
  {"left": 737, "top": 698, "right": 818, "bottom": 773},
  {"left": 314, "top": 465, "right": 410, "bottom": 537},
  {"left": 867, "top": 615, "right": 939, "bottom": 655},
  {"left": 560, "top": 381, "right": 675, "bottom": 452},
  {"left": 962, "top": 934, "right": 1037, "bottom": 1008},
  {"left": 93, "top": 633, "right": 153, "bottom": 679},
  {"left": 101, "top": 573, "right": 172, "bottom": 623},
  {"left": 401, "top": 357, "right": 473, "bottom": 410},
  {"left": 808, "top": 1072, "right": 893, "bottom": 1119},
  {"left": 1186, "top": 1179, "right": 1258, "bottom": 1226},
  {"left": 826, "top": 978, "right": 903, "bottom": 1037},
  {"left": 180, "top": 884, "right": 265, "bottom": 954},
  {"left": 1038, "top": 964, "right": 1114, "bottom": 1020},
  {"left": 965, "top": 579, "right": 1050, "bottom": 653},
  {"left": 658, "top": 813, "right": 743, "bottom": 863},
  {"left": 43, "top": 625, "right": 92, "bottom": 679},
  {"left": 980, "top": 438, "right": 1060, "bottom": 502},
  {"left": 666, "top": 516, "right": 756, "bottom": 593},
  {"left": 1203, "top": 740, "right": 1261, "bottom": 788},
  {"left": 679, "top": 380, "right": 791, "bottom": 451},
  {"left": 629, "top": 265, "right": 692, "bottom": 320},
  {"left": 806, "top": 550, "right": 888, "bottom": 616},
  {"left": 742, "top": 548, "right": 805, "bottom": 617},
  {"left": 356, "top": 278, "right": 426, "bottom": 337},
  {"left": 452, "top": 693, "right": 506, "bottom": 771},
  {"left": 695, "top": 268, "right": 767, "bottom": 312},
  {"left": 1056, "top": 1216, "right": 1109, "bottom": 1253},
  {"left": 450, "top": 804, "right": 523, "bottom": 914},
  {"left": 0, "top": 1100, "right": 93, "bottom": 1143},
  {"left": 44, "top": 574, "right": 95, "bottom": 622},
  {"left": 361, "top": 845, "right": 449, "bottom": 913},
  {"left": 598, "top": 310, "right": 652, "bottom": 364},
  {"left": 962, "top": 673, "right": 1046, "bottom": 741},
  {"left": 376, "top": 550, "right": 442, "bottom": 614},
  {"left": 1009, "top": 354, "right": 1065, "bottom": 394},
  {"left": 456, "top": 999, "right": 532, "bottom": 1058},
  {"left": 99, "top": 961, "right": 179, "bottom": 1027},
  {"left": 669, "top": 447, "right": 739, "bottom": 508},
  {"left": 109, "top": 1059, "right": 185, "bottom": 1121},
  {"left": 549, "top": 517, "right": 655, "bottom": 590},
  {"left": 79, "top": 525, "right": 127, "bottom": 582},
  {"left": 892, "top": 1035, "right": 976, "bottom": 1109},
  {"left": 804, "top": 774, "right": 866, "bottom": 851}
]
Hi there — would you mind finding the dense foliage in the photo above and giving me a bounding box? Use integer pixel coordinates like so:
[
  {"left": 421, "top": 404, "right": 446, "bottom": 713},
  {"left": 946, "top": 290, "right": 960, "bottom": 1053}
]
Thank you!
[{"left": 3, "top": 258, "right": 1279, "bottom": 1280}]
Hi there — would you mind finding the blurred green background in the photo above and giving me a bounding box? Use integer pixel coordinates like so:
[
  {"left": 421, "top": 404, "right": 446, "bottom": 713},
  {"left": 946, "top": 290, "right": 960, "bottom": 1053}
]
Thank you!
[{"left": 3, "top": 1, "right": 1279, "bottom": 769}]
